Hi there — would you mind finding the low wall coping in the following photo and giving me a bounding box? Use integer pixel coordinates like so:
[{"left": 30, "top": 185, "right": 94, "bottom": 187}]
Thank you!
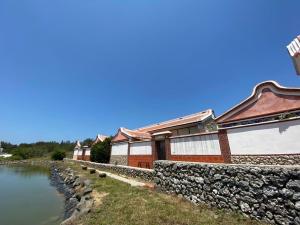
[
  {"left": 155, "top": 160, "right": 300, "bottom": 169},
  {"left": 65, "top": 158, "right": 154, "bottom": 172}
]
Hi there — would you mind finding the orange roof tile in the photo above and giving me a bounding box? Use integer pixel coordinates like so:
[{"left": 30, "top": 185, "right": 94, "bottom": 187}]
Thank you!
[
  {"left": 112, "top": 109, "right": 213, "bottom": 142},
  {"left": 93, "top": 134, "right": 108, "bottom": 145},
  {"left": 120, "top": 127, "right": 151, "bottom": 139},
  {"left": 136, "top": 109, "right": 213, "bottom": 132},
  {"left": 215, "top": 81, "right": 300, "bottom": 124}
]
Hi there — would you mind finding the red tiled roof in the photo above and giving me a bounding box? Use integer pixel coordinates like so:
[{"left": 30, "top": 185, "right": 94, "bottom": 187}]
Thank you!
[
  {"left": 215, "top": 81, "right": 300, "bottom": 124},
  {"left": 136, "top": 109, "right": 213, "bottom": 132},
  {"left": 113, "top": 109, "right": 213, "bottom": 142},
  {"left": 120, "top": 127, "right": 151, "bottom": 139},
  {"left": 112, "top": 130, "right": 128, "bottom": 142},
  {"left": 93, "top": 134, "right": 108, "bottom": 145}
]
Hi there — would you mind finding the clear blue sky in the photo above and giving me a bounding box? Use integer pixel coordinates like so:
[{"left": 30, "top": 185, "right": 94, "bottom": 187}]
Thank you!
[{"left": 1, "top": 0, "right": 300, "bottom": 144}]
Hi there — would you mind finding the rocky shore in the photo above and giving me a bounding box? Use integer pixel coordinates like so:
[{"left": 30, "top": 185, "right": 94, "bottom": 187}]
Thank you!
[
  {"left": 1, "top": 160, "right": 96, "bottom": 225},
  {"left": 50, "top": 164, "right": 95, "bottom": 225}
]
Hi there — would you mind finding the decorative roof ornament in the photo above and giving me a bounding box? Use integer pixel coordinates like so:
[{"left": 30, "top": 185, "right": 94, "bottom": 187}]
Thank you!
[
  {"left": 287, "top": 35, "right": 300, "bottom": 75},
  {"left": 93, "top": 134, "right": 108, "bottom": 145},
  {"left": 75, "top": 140, "right": 81, "bottom": 149},
  {"left": 215, "top": 80, "right": 300, "bottom": 124}
]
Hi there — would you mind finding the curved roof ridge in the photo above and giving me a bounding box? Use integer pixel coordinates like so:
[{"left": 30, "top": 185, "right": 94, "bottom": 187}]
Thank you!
[
  {"left": 135, "top": 109, "right": 213, "bottom": 131},
  {"left": 215, "top": 80, "right": 300, "bottom": 123},
  {"left": 120, "top": 127, "right": 151, "bottom": 139}
]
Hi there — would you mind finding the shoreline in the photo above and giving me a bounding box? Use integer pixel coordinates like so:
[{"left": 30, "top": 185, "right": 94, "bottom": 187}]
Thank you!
[{"left": 1, "top": 160, "right": 96, "bottom": 225}]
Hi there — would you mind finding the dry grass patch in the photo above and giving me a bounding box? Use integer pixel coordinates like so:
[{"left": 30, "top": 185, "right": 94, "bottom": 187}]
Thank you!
[{"left": 66, "top": 162, "right": 266, "bottom": 225}]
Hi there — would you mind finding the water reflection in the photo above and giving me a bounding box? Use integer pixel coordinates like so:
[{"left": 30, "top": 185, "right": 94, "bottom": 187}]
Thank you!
[
  {"left": 0, "top": 165, "right": 64, "bottom": 225},
  {"left": 1, "top": 164, "right": 50, "bottom": 177}
]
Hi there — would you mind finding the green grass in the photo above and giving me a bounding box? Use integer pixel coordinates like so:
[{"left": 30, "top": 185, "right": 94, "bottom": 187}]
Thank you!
[{"left": 67, "top": 162, "right": 265, "bottom": 225}]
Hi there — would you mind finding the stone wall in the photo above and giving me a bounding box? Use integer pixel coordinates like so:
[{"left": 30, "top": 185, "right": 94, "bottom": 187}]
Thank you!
[
  {"left": 154, "top": 160, "right": 300, "bottom": 225},
  {"left": 109, "top": 155, "right": 128, "bottom": 166},
  {"left": 231, "top": 155, "right": 300, "bottom": 165},
  {"left": 66, "top": 159, "right": 153, "bottom": 182},
  {"left": 50, "top": 164, "right": 95, "bottom": 225}
]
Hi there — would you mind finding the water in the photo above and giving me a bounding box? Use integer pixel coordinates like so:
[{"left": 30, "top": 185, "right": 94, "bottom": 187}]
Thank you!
[{"left": 0, "top": 165, "right": 65, "bottom": 225}]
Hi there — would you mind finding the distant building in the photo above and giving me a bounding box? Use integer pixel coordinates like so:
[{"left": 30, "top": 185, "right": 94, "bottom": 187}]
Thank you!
[
  {"left": 287, "top": 35, "right": 300, "bottom": 75},
  {"left": 93, "top": 134, "right": 108, "bottom": 145},
  {"left": 0, "top": 142, "right": 3, "bottom": 154},
  {"left": 73, "top": 134, "right": 108, "bottom": 161},
  {"left": 0, "top": 142, "right": 12, "bottom": 158},
  {"left": 215, "top": 80, "right": 300, "bottom": 165},
  {"left": 110, "top": 109, "right": 220, "bottom": 168},
  {"left": 73, "top": 81, "right": 300, "bottom": 167},
  {"left": 72, "top": 141, "right": 81, "bottom": 160}
]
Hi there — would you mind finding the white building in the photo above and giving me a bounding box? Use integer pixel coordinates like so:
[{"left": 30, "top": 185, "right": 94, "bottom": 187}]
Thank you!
[
  {"left": 287, "top": 35, "right": 300, "bottom": 75},
  {"left": 0, "top": 142, "right": 12, "bottom": 158},
  {"left": 216, "top": 81, "right": 300, "bottom": 165},
  {"left": 72, "top": 134, "right": 108, "bottom": 161}
]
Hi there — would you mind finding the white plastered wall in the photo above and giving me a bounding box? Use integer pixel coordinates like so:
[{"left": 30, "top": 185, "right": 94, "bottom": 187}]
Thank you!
[
  {"left": 227, "top": 119, "right": 300, "bottom": 155},
  {"left": 130, "top": 142, "right": 152, "bottom": 155},
  {"left": 73, "top": 150, "right": 78, "bottom": 159},
  {"left": 170, "top": 134, "right": 221, "bottom": 155},
  {"left": 111, "top": 142, "right": 128, "bottom": 155}
]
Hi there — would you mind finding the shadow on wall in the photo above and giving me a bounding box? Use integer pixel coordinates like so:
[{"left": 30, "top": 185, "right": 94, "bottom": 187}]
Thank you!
[{"left": 278, "top": 122, "right": 290, "bottom": 133}]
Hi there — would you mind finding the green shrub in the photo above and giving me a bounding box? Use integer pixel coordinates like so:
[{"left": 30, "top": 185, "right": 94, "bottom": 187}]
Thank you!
[
  {"left": 10, "top": 155, "right": 23, "bottom": 161},
  {"left": 51, "top": 150, "right": 66, "bottom": 161},
  {"left": 2, "top": 140, "right": 76, "bottom": 160},
  {"left": 90, "top": 137, "right": 111, "bottom": 163}
]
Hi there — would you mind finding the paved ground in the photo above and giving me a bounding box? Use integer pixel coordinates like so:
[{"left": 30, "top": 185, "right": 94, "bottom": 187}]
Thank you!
[{"left": 87, "top": 167, "right": 151, "bottom": 187}]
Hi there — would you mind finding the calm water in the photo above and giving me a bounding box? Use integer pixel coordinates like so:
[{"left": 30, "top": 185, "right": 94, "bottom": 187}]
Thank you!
[{"left": 0, "top": 165, "right": 65, "bottom": 225}]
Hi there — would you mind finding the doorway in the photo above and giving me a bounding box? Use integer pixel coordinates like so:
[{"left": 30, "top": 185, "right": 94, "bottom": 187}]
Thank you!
[
  {"left": 82, "top": 149, "right": 86, "bottom": 158},
  {"left": 156, "top": 140, "right": 166, "bottom": 160}
]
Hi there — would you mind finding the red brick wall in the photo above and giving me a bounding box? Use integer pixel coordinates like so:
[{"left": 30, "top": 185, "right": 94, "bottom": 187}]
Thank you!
[
  {"left": 76, "top": 155, "right": 90, "bottom": 161},
  {"left": 128, "top": 155, "right": 154, "bottom": 169},
  {"left": 218, "top": 130, "right": 231, "bottom": 163},
  {"left": 170, "top": 155, "right": 224, "bottom": 163}
]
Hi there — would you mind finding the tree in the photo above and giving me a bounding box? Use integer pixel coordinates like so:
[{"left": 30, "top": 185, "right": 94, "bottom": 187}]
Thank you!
[
  {"left": 51, "top": 149, "right": 66, "bottom": 161},
  {"left": 90, "top": 137, "right": 112, "bottom": 163},
  {"left": 82, "top": 138, "right": 94, "bottom": 147},
  {"left": 4, "top": 140, "right": 75, "bottom": 160}
]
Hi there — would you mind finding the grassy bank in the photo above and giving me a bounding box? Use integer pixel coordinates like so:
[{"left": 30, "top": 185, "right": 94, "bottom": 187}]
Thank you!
[{"left": 66, "top": 161, "right": 265, "bottom": 225}]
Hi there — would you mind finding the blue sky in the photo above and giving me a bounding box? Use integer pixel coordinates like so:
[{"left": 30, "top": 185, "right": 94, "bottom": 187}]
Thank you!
[{"left": 1, "top": 0, "right": 300, "bottom": 143}]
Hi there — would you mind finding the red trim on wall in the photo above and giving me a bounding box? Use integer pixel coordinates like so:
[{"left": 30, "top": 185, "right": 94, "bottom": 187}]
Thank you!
[
  {"left": 165, "top": 138, "right": 171, "bottom": 160},
  {"left": 77, "top": 155, "right": 90, "bottom": 161},
  {"left": 218, "top": 130, "right": 231, "bottom": 163},
  {"left": 170, "top": 155, "right": 224, "bottom": 163},
  {"left": 152, "top": 140, "right": 157, "bottom": 161},
  {"left": 128, "top": 155, "right": 154, "bottom": 169}
]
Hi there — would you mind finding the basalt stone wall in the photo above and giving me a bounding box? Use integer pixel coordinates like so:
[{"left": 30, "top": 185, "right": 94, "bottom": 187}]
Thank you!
[
  {"left": 50, "top": 164, "right": 95, "bottom": 225},
  {"left": 66, "top": 159, "right": 153, "bottom": 182},
  {"left": 154, "top": 160, "right": 300, "bottom": 225},
  {"left": 109, "top": 155, "right": 128, "bottom": 166},
  {"left": 231, "top": 155, "right": 300, "bottom": 165}
]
